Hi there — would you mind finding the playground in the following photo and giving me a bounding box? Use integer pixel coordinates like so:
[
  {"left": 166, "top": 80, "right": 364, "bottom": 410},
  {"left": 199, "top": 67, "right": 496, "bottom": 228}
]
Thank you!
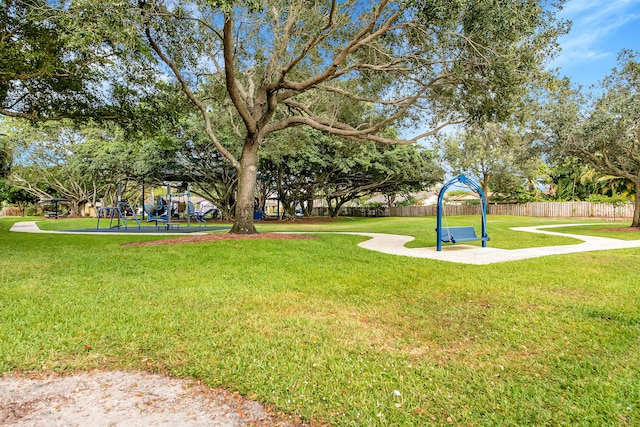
[
  {"left": 86, "top": 181, "right": 221, "bottom": 231},
  {"left": 15, "top": 174, "right": 640, "bottom": 264}
]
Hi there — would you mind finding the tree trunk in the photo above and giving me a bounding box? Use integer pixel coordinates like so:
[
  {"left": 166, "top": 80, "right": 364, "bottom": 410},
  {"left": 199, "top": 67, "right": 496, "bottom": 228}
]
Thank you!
[
  {"left": 481, "top": 174, "right": 490, "bottom": 198},
  {"left": 303, "top": 198, "right": 314, "bottom": 217},
  {"left": 230, "top": 142, "right": 259, "bottom": 234},
  {"left": 632, "top": 185, "right": 640, "bottom": 228},
  {"left": 71, "top": 201, "right": 81, "bottom": 216},
  {"left": 387, "top": 194, "right": 396, "bottom": 207},
  {"left": 326, "top": 198, "right": 338, "bottom": 218},
  {"left": 327, "top": 197, "right": 347, "bottom": 218}
]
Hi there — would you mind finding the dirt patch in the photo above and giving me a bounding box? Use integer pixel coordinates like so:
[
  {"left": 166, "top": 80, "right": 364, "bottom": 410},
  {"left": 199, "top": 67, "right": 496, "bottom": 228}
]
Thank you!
[
  {"left": 122, "top": 233, "right": 316, "bottom": 247},
  {"left": 0, "top": 371, "right": 305, "bottom": 427},
  {"left": 599, "top": 227, "right": 640, "bottom": 233}
]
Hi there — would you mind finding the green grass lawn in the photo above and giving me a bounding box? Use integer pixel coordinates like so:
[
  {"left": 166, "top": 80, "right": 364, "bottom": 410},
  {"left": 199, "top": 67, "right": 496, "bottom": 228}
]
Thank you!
[{"left": 1, "top": 216, "right": 639, "bottom": 425}]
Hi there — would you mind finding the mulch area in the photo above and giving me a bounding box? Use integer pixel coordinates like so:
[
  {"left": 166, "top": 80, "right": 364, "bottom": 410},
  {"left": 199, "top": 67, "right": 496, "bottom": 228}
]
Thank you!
[
  {"left": 0, "top": 370, "right": 308, "bottom": 427},
  {"left": 121, "top": 217, "right": 337, "bottom": 247},
  {"left": 122, "top": 232, "right": 317, "bottom": 247}
]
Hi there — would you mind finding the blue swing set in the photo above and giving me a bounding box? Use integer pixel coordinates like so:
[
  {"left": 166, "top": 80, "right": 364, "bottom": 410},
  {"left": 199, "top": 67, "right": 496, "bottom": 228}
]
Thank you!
[
  {"left": 436, "top": 174, "right": 490, "bottom": 251},
  {"left": 96, "top": 184, "right": 141, "bottom": 230},
  {"left": 96, "top": 201, "right": 141, "bottom": 230},
  {"left": 95, "top": 180, "right": 213, "bottom": 231}
]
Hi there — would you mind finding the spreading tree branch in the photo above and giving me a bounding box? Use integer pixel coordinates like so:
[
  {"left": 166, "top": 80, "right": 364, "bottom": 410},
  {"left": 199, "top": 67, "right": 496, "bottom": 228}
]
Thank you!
[{"left": 143, "top": 21, "right": 240, "bottom": 169}]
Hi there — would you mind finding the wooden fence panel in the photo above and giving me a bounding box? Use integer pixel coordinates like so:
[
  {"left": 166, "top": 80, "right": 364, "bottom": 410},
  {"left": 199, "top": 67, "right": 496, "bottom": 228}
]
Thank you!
[
  {"left": 387, "top": 202, "right": 634, "bottom": 218},
  {"left": 313, "top": 202, "right": 634, "bottom": 218},
  {"left": 0, "top": 207, "right": 23, "bottom": 217}
]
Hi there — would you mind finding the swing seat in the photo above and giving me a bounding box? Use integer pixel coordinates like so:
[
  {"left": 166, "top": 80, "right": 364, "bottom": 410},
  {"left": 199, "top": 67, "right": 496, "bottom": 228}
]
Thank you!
[{"left": 439, "top": 226, "right": 490, "bottom": 244}]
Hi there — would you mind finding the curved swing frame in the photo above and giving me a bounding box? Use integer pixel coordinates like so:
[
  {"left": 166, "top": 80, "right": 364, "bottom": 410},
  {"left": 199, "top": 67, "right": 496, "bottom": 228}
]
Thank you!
[{"left": 436, "top": 174, "right": 489, "bottom": 251}]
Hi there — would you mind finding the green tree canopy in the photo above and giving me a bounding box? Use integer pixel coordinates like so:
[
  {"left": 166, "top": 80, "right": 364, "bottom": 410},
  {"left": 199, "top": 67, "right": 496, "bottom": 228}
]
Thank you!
[
  {"left": 1, "top": 1, "right": 109, "bottom": 120},
  {"left": 0, "top": 0, "right": 173, "bottom": 126},
  {"left": 117, "top": 0, "right": 565, "bottom": 233},
  {"left": 2, "top": 117, "right": 178, "bottom": 213},
  {"left": 544, "top": 51, "right": 640, "bottom": 226},
  {"left": 261, "top": 129, "right": 442, "bottom": 218},
  {"left": 441, "top": 122, "right": 543, "bottom": 199}
]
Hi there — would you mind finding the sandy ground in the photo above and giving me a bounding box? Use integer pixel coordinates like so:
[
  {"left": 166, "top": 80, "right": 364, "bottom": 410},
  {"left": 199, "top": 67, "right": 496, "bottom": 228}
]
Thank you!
[{"left": 0, "top": 371, "right": 304, "bottom": 427}]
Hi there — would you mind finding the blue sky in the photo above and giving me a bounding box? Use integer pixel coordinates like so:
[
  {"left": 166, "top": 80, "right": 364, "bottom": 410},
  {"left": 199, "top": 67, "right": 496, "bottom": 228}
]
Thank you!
[{"left": 550, "top": 0, "right": 640, "bottom": 89}]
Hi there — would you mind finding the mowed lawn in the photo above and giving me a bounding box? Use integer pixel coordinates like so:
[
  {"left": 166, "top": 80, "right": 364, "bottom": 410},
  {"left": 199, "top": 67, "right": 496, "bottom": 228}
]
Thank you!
[{"left": 1, "top": 216, "right": 639, "bottom": 425}]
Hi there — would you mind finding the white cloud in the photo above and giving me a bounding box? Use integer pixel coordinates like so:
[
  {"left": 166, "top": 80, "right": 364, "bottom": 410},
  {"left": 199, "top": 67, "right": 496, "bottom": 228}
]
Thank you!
[{"left": 552, "top": 0, "right": 640, "bottom": 67}]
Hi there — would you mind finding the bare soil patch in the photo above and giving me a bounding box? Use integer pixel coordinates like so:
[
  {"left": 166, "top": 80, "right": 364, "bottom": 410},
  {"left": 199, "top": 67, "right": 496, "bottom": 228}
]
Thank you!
[
  {"left": 600, "top": 227, "right": 640, "bottom": 233},
  {"left": 0, "top": 371, "right": 305, "bottom": 427}
]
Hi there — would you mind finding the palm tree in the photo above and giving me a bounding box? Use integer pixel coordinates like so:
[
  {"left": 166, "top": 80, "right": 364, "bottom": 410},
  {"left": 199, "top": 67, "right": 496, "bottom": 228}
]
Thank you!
[{"left": 596, "top": 175, "right": 635, "bottom": 198}]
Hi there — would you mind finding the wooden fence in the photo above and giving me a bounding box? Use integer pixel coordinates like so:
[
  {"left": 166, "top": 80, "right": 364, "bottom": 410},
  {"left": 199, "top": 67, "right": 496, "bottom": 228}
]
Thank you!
[
  {"left": 0, "top": 207, "right": 23, "bottom": 217},
  {"left": 313, "top": 206, "right": 390, "bottom": 217},
  {"left": 392, "top": 202, "right": 635, "bottom": 218},
  {"left": 312, "top": 202, "right": 635, "bottom": 218}
]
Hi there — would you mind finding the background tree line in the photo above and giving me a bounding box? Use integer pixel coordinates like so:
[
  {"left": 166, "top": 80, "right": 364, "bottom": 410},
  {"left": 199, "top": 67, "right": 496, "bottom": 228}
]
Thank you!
[
  {"left": 437, "top": 51, "right": 640, "bottom": 228},
  {"left": 0, "top": 111, "right": 441, "bottom": 218}
]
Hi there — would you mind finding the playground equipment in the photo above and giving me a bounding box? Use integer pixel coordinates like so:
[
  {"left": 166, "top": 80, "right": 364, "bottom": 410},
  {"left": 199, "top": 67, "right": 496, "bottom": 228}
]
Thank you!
[
  {"left": 97, "top": 201, "right": 141, "bottom": 230},
  {"left": 144, "top": 196, "right": 169, "bottom": 227},
  {"left": 436, "top": 174, "right": 490, "bottom": 251},
  {"left": 96, "top": 185, "right": 141, "bottom": 230},
  {"left": 96, "top": 181, "right": 216, "bottom": 230},
  {"left": 187, "top": 201, "right": 214, "bottom": 225},
  {"left": 143, "top": 183, "right": 208, "bottom": 229},
  {"left": 196, "top": 200, "right": 219, "bottom": 220}
]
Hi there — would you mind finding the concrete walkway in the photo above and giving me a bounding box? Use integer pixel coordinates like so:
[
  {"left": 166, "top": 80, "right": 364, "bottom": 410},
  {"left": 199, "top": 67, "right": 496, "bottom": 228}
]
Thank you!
[
  {"left": 9, "top": 221, "right": 212, "bottom": 236},
  {"left": 346, "top": 224, "right": 640, "bottom": 264},
  {"left": 10, "top": 221, "right": 640, "bottom": 265}
]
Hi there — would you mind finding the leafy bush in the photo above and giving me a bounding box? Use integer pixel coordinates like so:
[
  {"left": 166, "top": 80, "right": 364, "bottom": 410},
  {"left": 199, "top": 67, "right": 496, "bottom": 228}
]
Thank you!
[
  {"left": 364, "top": 201, "right": 382, "bottom": 208},
  {"left": 586, "top": 194, "right": 631, "bottom": 205},
  {"left": 396, "top": 196, "right": 418, "bottom": 206},
  {"left": 24, "top": 205, "right": 38, "bottom": 216}
]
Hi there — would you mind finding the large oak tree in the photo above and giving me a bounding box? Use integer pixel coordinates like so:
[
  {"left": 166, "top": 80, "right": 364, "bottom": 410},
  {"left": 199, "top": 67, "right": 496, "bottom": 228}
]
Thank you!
[
  {"left": 8, "top": 0, "right": 562, "bottom": 230},
  {"left": 115, "top": 0, "right": 564, "bottom": 233}
]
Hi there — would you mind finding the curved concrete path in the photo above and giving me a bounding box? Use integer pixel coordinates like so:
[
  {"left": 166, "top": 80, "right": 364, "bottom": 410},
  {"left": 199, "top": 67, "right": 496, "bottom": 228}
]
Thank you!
[
  {"left": 347, "top": 224, "right": 640, "bottom": 264},
  {"left": 10, "top": 221, "right": 640, "bottom": 265},
  {"left": 9, "top": 221, "right": 211, "bottom": 236}
]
